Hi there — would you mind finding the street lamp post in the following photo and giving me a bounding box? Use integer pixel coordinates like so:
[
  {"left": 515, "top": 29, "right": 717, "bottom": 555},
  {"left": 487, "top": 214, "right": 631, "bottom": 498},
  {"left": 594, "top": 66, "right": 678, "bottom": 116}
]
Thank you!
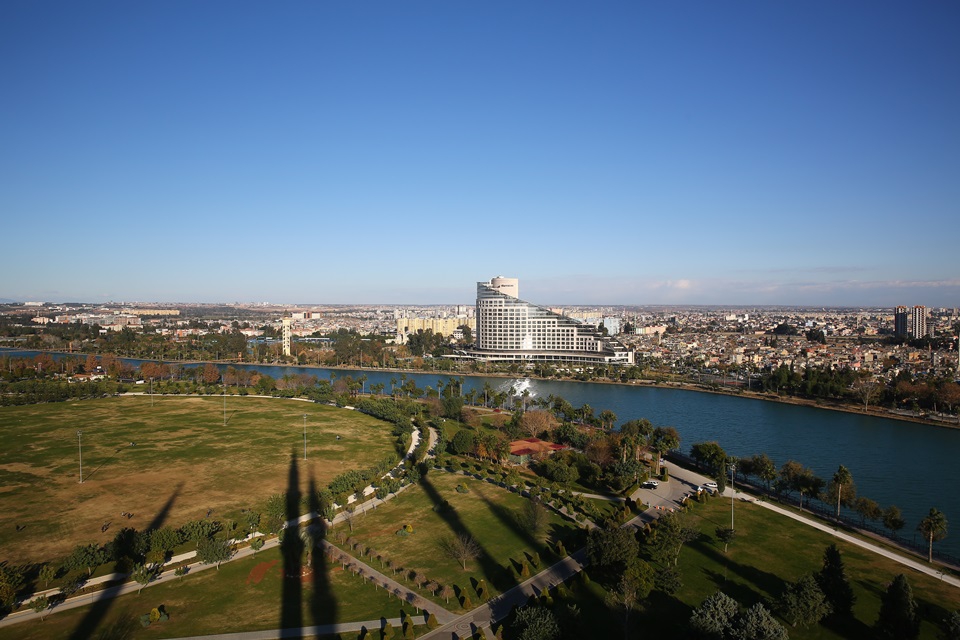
[
  {"left": 303, "top": 414, "right": 307, "bottom": 461},
  {"left": 77, "top": 430, "right": 83, "bottom": 484},
  {"left": 729, "top": 460, "right": 736, "bottom": 530}
]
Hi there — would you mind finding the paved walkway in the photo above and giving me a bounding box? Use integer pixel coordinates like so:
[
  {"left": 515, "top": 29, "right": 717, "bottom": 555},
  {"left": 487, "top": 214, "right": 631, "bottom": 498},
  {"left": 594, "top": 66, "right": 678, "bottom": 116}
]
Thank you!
[
  {"left": 0, "top": 418, "right": 427, "bottom": 629},
  {"left": 732, "top": 489, "right": 960, "bottom": 589},
  {"left": 317, "top": 539, "right": 457, "bottom": 625},
  {"left": 165, "top": 615, "right": 427, "bottom": 640}
]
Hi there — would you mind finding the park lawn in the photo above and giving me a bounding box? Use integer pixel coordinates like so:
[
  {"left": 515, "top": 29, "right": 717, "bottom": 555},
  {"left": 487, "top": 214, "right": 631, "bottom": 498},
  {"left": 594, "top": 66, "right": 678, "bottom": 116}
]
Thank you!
[
  {"left": 0, "top": 395, "right": 399, "bottom": 566},
  {"left": 9, "top": 544, "right": 422, "bottom": 640},
  {"left": 635, "top": 496, "right": 960, "bottom": 639},
  {"left": 331, "top": 470, "right": 582, "bottom": 609}
]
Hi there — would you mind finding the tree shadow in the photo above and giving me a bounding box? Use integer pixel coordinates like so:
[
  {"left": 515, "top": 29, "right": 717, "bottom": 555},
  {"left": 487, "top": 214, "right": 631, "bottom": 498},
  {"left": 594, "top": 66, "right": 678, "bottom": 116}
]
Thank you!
[
  {"left": 66, "top": 483, "right": 182, "bottom": 640},
  {"left": 308, "top": 474, "right": 336, "bottom": 627},
  {"left": 419, "top": 474, "right": 512, "bottom": 591},
  {"left": 695, "top": 540, "right": 784, "bottom": 599},
  {"left": 280, "top": 450, "right": 303, "bottom": 631}
]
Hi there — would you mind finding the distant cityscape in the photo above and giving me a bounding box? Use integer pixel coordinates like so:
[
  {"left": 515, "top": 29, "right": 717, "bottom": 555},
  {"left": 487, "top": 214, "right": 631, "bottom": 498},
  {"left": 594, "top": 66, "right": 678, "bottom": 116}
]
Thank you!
[{"left": 3, "top": 275, "right": 958, "bottom": 386}]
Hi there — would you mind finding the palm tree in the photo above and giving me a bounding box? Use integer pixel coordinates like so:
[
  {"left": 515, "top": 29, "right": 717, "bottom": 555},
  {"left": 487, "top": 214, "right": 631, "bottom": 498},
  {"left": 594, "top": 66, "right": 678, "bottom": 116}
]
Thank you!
[
  {"left": 918, "top": 508, "right": 948, "bottom": 563},
  {"left": 831, "top": 465, "right": 854, "bottom": 518},
  {"left": 482, "top": 381, "right": 493, "bottom": 407},
  {"left": 599, "top": 409, "right": 617, "bottom": 431}
]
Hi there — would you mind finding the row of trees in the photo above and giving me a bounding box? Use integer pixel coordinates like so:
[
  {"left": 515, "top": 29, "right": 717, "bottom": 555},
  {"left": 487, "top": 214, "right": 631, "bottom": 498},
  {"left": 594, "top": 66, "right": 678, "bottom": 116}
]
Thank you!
[{"left": 688, "top": 441, "right": 951, "bottom": 563}]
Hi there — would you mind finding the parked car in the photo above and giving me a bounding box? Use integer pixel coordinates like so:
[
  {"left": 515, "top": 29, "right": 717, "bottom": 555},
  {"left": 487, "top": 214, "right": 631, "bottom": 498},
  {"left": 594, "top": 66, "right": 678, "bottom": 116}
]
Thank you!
[
  {"left": 642, "top": 480, "right": 660, "bottom": 489},
  {"left": 704, "top": 481, "right": 718, "bottom": 489}
]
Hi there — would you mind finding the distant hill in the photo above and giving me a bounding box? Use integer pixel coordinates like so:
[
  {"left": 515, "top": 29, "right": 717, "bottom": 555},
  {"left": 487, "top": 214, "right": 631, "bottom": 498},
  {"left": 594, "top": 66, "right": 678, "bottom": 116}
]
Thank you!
[{"left": 0, "top": 298, "right": 20, "bottom": 304}]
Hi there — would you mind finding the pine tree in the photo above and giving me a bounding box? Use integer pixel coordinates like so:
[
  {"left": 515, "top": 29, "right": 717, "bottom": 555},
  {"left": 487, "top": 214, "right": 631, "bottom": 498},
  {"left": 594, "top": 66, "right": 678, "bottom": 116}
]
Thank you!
[
  {"left": 816, "top": 543, "right": 855, "bottom": 616},
  {"left": 875, "top": 574, "right": 920, "bottom": 640}
]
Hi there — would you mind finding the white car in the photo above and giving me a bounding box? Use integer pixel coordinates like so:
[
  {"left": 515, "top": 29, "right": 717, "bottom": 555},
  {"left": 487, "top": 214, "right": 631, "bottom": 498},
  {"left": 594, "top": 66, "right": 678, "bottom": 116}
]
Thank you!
[
  {"left": 642, "top": 480, "right": 660, "bottom": 489},
  {"left": 703, "top": 481, "right": 718, "bottom": 490}
]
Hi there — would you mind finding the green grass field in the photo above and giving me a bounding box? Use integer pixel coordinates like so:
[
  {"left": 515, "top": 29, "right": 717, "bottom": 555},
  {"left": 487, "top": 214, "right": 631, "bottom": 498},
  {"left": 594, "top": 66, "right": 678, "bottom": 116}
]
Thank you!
[
  {"left": 9, "top": 544, "right": 421, "bottom": 640},
  {"left": 633, "top": 496, "right": 960, "bottom": 639},
  {"left": 0, "top": 395, "right": 400, "bottom": 565},
  {"left": 331, "top": 469, "right": 582, "bottom": 608}
]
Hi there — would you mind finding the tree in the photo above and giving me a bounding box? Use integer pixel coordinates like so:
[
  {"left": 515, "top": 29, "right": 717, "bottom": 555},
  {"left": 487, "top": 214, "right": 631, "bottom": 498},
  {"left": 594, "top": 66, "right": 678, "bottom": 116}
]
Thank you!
[
  {"left": 197, "top": 537, "right": 232, "bottom": 569},
  {"left": 691, "top": 441, "right": 727, "bottom": 477},
  {"left": 606, "top": 559, "right": 653, "bottom": 640},
  {"left": 439, "top": 584, "right": 454, "bottom": 603},
  {"left": 587, "top": 526, "right": 639, "bottom": 572},
  {"left": 778, "top": 461, "right": 823, "bottom": 511},
  {"left": 778, "top": 573, "right": 831, "bottom": 628},
  {"left": 883, "top": 505, "right": 906, "bottom": 536},
  {"left": 174, "top": 566, "right": 188, "bottom": 582},
  {"left": 852, "top": 376, "right": 883, "bottom": 412},
  {"left": 715, "top": 527, "right": 736, "bottom": 553},
  {"left": 66, "top": 543, "right": 107, "bottom": 577},
  {"left": 942, "top": 610, "right": 960, "bottom": 640},
  {"left": 918, "top": 507, "right": 949, "bottom": 563},
  {"left": 450, "top": 430, "right": 476, "bottom": 456},
  {"left": 648, "top": 511, "right": 700, "bottom": 567},
  {"left": 854, "top": 496, "right": 882, "bottom": 526},
  {"left": 732, "top": 602, "right": 789, "bottom": 640},
  {"left": 816, "top": 543, "right": 855, "bottom": 616},
  {"left": 649, "top": 427, "right": 680, "bottom": 473},
  {"left": 30, "top": 594, "right": 49, "bottom": 621},
  {"left": 38, "top": 564, "right": 56, "bottom": 589},
  {"left": 875, "top": 574, "right": 920, "bottom": 640},
  {"left": 828, "top": 465, "right": 856, "bottom": 518},
  {"left": 132, "top": 563, "right": 157, "bottom": 594},
  {"left": 599, "top": 409, "right": 618, "bottom": 431},
  {"left": 521, "top": 410, "right": 559, "bottom": 438},
  {"left": 748, "top": 453, "right": 777, "bottom": 490},
  {"left": 512, "top": 605, "right": 560, "bottom": 640},
  {"left": 689, "top": 591, "right": 739, "bottom": 639},
  {"left": 439, "top": 533, "right": 480, "bottom": 570},
  {"left": 517, "top": 498, "right": 550, "bottom": 541},
  {"left": 250, "top": 537, "right": 264, "bottom": 555}
]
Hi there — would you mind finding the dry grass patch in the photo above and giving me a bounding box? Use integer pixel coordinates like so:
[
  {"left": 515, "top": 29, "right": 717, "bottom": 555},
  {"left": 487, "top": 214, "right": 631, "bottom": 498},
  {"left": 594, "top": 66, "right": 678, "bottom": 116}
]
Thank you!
[{"left": 0, "top": 395, "right": 399, "bottom": 565}]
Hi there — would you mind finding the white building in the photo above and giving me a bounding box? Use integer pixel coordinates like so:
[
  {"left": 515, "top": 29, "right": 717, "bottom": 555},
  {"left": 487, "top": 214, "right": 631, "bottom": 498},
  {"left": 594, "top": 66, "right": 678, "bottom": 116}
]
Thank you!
[{"left": 467, "top": 276, "right": 633, "bottom": 365}]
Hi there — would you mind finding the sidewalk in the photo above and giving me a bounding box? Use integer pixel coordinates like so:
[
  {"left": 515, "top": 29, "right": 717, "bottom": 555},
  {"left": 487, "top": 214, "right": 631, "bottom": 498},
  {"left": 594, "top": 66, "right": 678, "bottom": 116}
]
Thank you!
[{"left": 732, "top": 489, "right": 960, "bottom": 589}]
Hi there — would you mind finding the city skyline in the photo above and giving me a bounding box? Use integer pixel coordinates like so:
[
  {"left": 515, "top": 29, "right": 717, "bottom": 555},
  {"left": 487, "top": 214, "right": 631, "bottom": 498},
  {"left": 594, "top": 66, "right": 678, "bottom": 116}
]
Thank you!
[{"left": 2, "top": 2, "right": 959, "bottom": 306}]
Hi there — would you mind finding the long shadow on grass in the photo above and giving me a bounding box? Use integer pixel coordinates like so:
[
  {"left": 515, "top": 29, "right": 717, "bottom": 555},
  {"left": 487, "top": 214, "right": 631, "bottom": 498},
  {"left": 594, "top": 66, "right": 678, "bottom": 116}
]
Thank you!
[
  {"left": 308, "top": 475, "right": 336, "bottom": 627},
  {"left": 695, "top": 539, "right": 784, "bottom": 600},
  {"left": 419, "top": 474, "right": 512, "bottom": 592},
  {"left": 66, "top": 483, "right": 181, "bottom": 640},
  {"left": 280, "top": 451, "right": 303, "bottom": 631},
  {"left": 475, "top": 490, "right": 580, "bottom": 565}
]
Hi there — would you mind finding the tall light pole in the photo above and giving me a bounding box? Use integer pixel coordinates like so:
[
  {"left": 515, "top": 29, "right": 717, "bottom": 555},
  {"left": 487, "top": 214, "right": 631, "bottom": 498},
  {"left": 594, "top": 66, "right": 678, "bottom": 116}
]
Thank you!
[
  {"left": 77, "top": 430, "right": 83, "bottom": 484},
  {"left": 223, "top": 379, "right": 226, "bottom": 427},
  {"left": 302, "top": 414, "right": 308, "bottom": 461},
  {"left": 729, "top": 459, "right": 736, "bottom": 530}
]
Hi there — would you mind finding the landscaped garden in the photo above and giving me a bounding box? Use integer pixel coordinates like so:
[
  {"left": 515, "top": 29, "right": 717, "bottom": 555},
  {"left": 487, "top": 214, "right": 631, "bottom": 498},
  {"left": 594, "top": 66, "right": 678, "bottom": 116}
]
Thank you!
[
  {"left": 328, "top": 470, "right": 583, "bottom": 610},
  {"left": 7, "top": 543, "right": 422, "bottom": 640}
]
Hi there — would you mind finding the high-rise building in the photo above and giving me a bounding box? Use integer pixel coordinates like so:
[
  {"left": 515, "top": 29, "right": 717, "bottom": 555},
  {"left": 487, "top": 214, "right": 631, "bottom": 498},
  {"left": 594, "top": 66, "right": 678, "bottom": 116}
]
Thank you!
[
  {"left": 468, "top": 276, "right": 633, "bottom": 364},
  {"left": 912, "top": 305, "right": 927, "bottom": 339},
  {"left": 894, "top": 306, "right": 909, "bottom": 337},
  {"left": 282, "top": 316, "right": 292, "bottom": 357}
]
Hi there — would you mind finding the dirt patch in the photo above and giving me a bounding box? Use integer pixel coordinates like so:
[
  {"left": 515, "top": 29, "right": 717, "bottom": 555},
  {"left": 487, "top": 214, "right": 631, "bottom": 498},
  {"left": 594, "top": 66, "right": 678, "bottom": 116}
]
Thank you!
[{"left": 246, "top": 559, "right": 278, "bottom": 585}]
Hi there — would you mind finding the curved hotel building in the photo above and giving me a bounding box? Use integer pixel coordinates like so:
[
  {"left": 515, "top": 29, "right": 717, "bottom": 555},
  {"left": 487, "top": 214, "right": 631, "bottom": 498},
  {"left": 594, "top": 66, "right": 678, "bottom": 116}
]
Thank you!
[{"left": 467, "top": 276, "right": 633, "bottom": 365}]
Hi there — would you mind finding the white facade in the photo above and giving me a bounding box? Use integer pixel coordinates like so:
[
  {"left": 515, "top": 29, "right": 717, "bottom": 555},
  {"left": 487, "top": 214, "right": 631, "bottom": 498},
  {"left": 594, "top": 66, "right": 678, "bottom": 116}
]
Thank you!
[{"left": 471, "top": 276, "right": 633, "bottom": 364}]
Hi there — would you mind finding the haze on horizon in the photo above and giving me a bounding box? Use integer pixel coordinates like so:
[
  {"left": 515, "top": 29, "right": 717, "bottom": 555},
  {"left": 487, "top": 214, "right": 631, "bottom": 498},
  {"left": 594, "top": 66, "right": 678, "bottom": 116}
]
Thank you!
[{"left": 2, "top": 2, "right": 958, "bottom": 308}]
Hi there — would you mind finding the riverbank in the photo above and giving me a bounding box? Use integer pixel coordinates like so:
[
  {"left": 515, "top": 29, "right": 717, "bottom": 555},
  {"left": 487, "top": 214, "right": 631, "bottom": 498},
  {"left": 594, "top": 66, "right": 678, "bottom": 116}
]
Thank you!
[{"left": 3, "top": 347, "right": 958, "bottom": 431}]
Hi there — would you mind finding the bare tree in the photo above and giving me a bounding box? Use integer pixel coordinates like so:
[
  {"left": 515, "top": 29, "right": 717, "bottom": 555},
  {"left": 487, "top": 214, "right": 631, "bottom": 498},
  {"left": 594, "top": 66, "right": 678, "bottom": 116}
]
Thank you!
[
  {"left": 853, "top": 376, "right": 883, "bottom": 412},
  {"left": 439, "top": 533, "right": 481, "bottom": 570}
]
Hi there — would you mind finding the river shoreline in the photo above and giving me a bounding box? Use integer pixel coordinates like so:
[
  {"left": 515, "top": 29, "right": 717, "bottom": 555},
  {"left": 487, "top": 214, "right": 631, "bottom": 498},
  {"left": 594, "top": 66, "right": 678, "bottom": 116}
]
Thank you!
[{"left": 3, "top": 347, "right": 957, "bottom": 431}]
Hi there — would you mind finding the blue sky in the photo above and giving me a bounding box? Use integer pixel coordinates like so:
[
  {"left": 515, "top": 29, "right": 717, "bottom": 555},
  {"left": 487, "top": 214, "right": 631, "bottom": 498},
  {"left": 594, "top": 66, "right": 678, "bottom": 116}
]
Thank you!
[{"left": 2, "top": 1, "right": 958, "bottom": 307}]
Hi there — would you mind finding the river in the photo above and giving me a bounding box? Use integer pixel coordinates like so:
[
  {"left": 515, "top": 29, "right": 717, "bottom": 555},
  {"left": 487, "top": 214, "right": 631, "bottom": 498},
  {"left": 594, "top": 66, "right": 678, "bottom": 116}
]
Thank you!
[{"left": 3, "top": 350, "right": 959, "bottom": 558}]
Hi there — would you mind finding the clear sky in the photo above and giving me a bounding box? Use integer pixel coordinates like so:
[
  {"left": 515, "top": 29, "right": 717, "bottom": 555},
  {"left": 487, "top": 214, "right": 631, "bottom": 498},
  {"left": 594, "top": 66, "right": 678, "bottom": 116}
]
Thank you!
[{"left": 2, "top": 1, "right": 958, "bottom": 307}]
